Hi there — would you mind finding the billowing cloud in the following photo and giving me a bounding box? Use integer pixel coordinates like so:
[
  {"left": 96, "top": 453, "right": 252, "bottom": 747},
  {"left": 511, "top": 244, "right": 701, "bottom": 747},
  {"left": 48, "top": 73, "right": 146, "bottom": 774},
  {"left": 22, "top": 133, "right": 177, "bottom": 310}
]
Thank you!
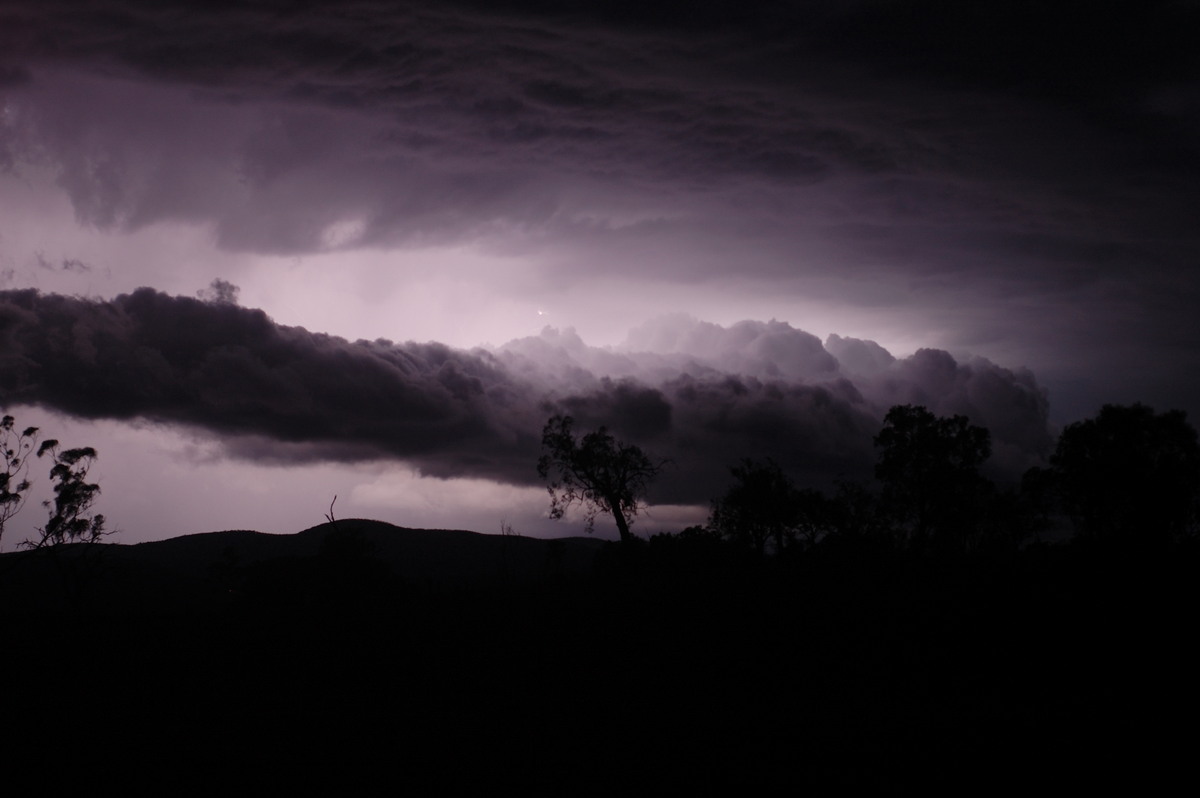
[
  {"left": 1, "top": 289, "right": 1053, "bottom": 506},
  {"left": 0, "top": 287, "right": 544, "bottom": 482}
]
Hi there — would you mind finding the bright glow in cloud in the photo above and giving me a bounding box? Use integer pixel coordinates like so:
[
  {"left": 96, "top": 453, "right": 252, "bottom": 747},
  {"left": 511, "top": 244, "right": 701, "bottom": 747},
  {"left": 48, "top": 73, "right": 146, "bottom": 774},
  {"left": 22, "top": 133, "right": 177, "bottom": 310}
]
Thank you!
[{"left": 320, "top": 218, "right": 368, "bottom": 250}]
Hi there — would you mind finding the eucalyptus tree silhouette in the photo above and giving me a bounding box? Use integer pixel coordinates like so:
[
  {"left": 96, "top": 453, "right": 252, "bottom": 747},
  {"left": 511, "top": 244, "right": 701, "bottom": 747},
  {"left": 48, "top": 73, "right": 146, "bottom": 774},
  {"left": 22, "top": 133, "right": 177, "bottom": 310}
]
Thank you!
[
  {"left": 25, "top": 440, "right": 107, "bottom": 550},
  {"left": 10, "top": 437, "right": 111, "bottom": 612},
  {"left": 873, "top": 404, "right": 992, "bottom": 553},
  {"left": 1050, "top": 403, "right": 1199, "bottom": 548},
  {"left": 1, "top": 415, "right": 40, "bottom": 548},
  {"left": 2, "top": 416, "right": 109, "bottom": 553},
  {"left": 537, "top": 414, "right": 662, "bottom": 545}
]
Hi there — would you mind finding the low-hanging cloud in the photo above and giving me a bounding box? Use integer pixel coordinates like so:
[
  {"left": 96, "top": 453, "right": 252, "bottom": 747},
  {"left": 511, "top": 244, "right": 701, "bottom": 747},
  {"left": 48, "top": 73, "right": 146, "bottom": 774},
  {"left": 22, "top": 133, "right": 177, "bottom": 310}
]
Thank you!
[
  {"left": 1, "top": 289, "right": 1053, "bottom": 505},
  {"left": 0, "top": 287, "right": 544, "bottom": 480}
]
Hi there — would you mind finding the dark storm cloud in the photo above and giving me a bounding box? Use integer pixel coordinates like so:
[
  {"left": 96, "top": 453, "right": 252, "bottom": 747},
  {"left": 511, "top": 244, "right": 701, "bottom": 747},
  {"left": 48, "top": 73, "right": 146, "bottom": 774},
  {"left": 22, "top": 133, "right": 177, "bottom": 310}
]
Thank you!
[
  {"left": 2, "top": 0, "right": 1197, "bottom": 422},
  {"left": 1, "top": 290, "right": 1052, "bottom": 503},
  {"left": 3, "top": 0, "right": 1196, "bottom": 301},
  {"left": 3, "top": 1, "right": 1195, "bottom": 184},
  {"left": 653, "top": 375, "right": 879, "bottom": 503},
  {"left": 858, "top": 348, "right": 1053, "bottom": 474},
  {"left": 4, "top": 0, "right": 1116, "bottom": 254},
  {"left": 505, "top": 313, "right": 1055, "bottom": 488},
  {"left": 9, "top": 1, "right": 1194, "bottom": 109},
  {"left": 0, "top": 287, "right": 545, "bottom": 481},
  {"left": 557, "top": 379, "right": 673, "bottom": 442}
]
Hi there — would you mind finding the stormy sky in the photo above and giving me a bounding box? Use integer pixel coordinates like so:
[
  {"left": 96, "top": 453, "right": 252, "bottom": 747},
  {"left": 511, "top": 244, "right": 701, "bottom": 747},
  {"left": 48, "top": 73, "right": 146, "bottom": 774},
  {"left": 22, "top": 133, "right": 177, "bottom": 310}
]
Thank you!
[{"left": 1, "top": 1, "right": 1197, "bottom": 545}]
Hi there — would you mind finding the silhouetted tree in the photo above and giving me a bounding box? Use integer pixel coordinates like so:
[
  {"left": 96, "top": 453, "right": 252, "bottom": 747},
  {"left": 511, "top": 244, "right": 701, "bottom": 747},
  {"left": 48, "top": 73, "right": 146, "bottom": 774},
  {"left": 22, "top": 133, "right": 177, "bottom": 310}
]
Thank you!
[
  {"left": 709, "top": 458, "right": 832, "bottom": 556},
  {"left": 18, "top": 439, "right": 110, "bottom": 612},
  {"left": 794, "top": 488, "right": 842, "bottom": 552},
  {"left": 1, "top": 414, "right": 40, "bottom": 548},
  {"left": 24, "top": 440, "right": 107, "bottom": 550},
  {"left": 537, "top": 414, "right": 662, "bottom": 545},
  {"left": 820, "top": 479, "right": 890, "bottom": 553},
  {"left": 710, "top": 458, "right": 794, "bottom": 555},
  {"left": 874, "top": 404, "right": 992, "bottom": 553},
  {"left": 1015, "top": 465, "right": 1060, "bottom": 544},
  {"left": 1050, "top": 403, "right": 1200, "bottom": 549}
]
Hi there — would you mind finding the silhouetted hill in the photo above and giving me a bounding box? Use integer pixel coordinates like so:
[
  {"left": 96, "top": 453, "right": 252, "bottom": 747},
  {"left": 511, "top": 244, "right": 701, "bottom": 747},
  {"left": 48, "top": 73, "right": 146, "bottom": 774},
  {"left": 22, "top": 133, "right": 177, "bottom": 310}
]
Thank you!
[
  {"left": 0, "top": 520, "right": 605, "bottom": 614},
  {"left": 3, "top": 524, "right": 1195, "bottom": 790}
]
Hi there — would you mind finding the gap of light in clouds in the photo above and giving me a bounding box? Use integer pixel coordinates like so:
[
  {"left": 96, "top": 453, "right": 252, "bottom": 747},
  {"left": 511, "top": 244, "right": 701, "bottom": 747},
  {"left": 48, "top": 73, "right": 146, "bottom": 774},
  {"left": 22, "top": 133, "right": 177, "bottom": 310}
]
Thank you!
[
  {"left": 0, "top": 404, "right": 706, "bottom": 549},
  {"left": 0, "top": 406, "right": 586, "bottom": 550},
  {"left": 1, "top": 163, "right": 929, "bottom": 358}
]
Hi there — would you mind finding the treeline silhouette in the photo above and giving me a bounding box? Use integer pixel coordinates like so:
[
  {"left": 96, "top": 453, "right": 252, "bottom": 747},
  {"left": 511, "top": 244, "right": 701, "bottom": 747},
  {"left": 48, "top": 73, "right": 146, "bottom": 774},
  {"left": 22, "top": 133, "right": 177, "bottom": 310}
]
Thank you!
[
  {"left": 1, "top": 402, "right": 1196, "bottom": 789},
  {"left": 659, "top": 401, "right": 1199, "bottom": 563}
]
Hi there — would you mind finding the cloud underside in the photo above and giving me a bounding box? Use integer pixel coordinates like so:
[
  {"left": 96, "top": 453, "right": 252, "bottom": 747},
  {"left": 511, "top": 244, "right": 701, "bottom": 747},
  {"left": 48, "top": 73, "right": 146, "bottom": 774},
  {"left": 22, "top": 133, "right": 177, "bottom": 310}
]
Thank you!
[
  {"left": 2, "top": 0, "right": 1195, "bottom": 451},
  {"left": 0, "top": 289, "right": 1051, "bottom": 503},
  {"left": 2, "top": 2, "right": 1195, "bottom": 276},
  {"left": 2, "top": 6, "right": 1196, "bottom": 406}
]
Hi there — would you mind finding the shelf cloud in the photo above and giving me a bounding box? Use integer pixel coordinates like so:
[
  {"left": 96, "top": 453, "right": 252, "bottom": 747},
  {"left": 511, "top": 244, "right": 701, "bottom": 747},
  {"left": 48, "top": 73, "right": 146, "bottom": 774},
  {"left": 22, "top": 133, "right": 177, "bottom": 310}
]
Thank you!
[{"left": 1, "top": 288, "right": 1051, "bottom": 504}]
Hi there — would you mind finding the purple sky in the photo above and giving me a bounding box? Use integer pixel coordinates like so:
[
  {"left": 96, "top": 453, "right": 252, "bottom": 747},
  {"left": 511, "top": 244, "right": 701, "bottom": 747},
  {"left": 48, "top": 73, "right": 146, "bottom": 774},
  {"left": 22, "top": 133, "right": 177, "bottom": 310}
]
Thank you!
[{"left": 2, "top": 1, "right": 1198, "bottom": 546}]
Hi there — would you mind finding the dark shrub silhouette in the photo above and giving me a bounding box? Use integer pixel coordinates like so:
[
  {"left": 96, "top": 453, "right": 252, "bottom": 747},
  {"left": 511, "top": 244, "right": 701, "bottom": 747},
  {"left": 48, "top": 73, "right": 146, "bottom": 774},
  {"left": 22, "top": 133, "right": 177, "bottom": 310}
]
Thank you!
[{"left": 1050, "top": 403, "right": 1200, "bottom": 549}]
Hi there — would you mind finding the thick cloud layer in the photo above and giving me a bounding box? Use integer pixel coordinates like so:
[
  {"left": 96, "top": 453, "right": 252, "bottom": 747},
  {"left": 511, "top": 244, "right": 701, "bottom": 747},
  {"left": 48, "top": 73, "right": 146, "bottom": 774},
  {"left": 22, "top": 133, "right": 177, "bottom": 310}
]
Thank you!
[
  {"left": 0, "top": 288, "right": 544, "bottom": 481},
  {"left": 3, "top": 2, "right": 1194, "bottom": 253},
  {"left": 1, "top": 289, "right": 1052, "bottom": 504},
  {"left": 2, "top": 0, "right": 1196, "bottom": 433}
]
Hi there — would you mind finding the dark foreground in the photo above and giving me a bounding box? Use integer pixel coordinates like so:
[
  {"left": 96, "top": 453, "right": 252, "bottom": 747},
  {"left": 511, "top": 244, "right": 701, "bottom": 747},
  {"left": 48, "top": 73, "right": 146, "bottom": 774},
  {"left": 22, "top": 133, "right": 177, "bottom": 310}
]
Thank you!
[{"left": 2, "top": 522, "right": 1195, "bottom": 790}]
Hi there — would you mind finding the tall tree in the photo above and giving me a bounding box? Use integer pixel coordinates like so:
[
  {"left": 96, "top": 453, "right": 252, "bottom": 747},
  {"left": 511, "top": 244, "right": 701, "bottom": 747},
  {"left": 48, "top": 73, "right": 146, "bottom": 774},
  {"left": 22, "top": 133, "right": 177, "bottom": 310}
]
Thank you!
[
  {"left": 537, "top": 414, "right": 662, "bottom": 545},
  {"left": 1050, "top": 403, "right": 1199, "bottom": 548},
  {"left": 709, "top": 458, "right": 832, "bottom": 556},
  {"left": 874, "top": 404, "right": 992, "bottom": 553}
]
